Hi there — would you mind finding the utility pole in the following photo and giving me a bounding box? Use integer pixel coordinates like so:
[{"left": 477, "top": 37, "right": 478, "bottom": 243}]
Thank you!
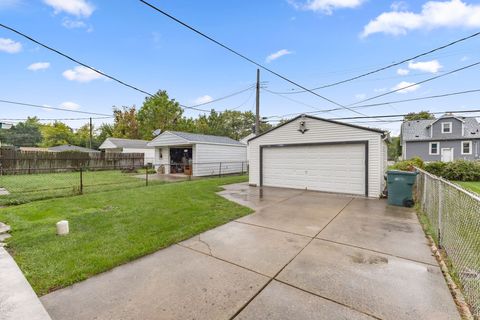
[
  {"left": 89, "top": 117, "right": 93, "bottom": 149},
  {"left": 255, "top": 68, "right": 260, "bottom": 135}
]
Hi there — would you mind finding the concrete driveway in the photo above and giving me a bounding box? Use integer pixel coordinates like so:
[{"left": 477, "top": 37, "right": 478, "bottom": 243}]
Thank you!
[{"left": 41, "top": 183, "right": 460, "bottom": 320}]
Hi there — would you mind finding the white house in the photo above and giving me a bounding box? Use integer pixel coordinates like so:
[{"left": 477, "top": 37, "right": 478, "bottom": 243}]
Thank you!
[
  {"left": 248, "top": 115, "right": 388, "bottom": 198},
  {"left": 99, "top": 138, "right": 155, "bottom": 163},
  {"left": 147, "top": 131, "right": 247, "bottom": 177}
]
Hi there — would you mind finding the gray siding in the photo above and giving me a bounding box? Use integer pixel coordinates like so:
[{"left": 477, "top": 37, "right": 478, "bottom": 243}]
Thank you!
[
  {"left": 431, "top": 118, "right": 464, "bottom": 139},
  {"left": 405, "top": 140, "right": 480, "bottom": 161}
]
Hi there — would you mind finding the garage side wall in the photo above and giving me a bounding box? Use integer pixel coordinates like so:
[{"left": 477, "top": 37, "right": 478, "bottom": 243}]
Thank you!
[
  {"left": 194, "top": 143, "right": 247, "bottom": 177},
  {"left": 248, "top": 117, "right": 385, "bottom": 198}
]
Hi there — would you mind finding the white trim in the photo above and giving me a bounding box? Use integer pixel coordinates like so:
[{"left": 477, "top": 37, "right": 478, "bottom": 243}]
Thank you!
[
  {"left": 461, "top": 140, "right": 472, "bottom": 155},
  {"left": 441, "top": 122, "right": 452, "bottom": 133},
  {"left": 429, "top": 142, "right": 440, "bottom": 155}
]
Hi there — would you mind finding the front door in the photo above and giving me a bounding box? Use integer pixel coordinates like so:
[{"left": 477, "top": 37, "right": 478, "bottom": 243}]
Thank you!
[{"left": 441, "top": 148, "right": 453, "bottom": 162}]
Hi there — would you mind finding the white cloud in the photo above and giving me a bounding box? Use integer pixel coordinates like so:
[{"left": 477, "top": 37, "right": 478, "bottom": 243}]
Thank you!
[
  {"left": 396, "top": 68, "right": 410, "bottom": 75},
  {"left": 194, "top": 95, "right": 213, "bottom": 105},
  {"left": 62, "top": 18, "right": 86, "bottom": 29},
  {"left": 266, "top": 49, "right": 293, "bottom": 63},
  {"left": 289, "top": 0, "right": 365, "bottom": 14},
  {"left": 392, "top": 81, "right": 421, "bottom": 93},
  {"left": 43, "top": 0, "right": 94, "bottom": 17},
  {"left": 408, "top": 59, "right": 442, "bottom": 73},
  {"left": 0, "top": 38, "right": 22, "bottom": 53},
  {"left": 461, "top": 55, "right": 469, "bottom": 61},
  {"left": 390, "top": 1, "right": 408, "bottom": 11},
  {"left": 374, "top": 87, "right": 388, "bottom": 93},
  {"left": 42, "top": 104, "right": 53, "bottom": 112},
  {"left": 60, "top": 102, "right": 81, "bottom": 110},
  {"left": 354, "top": 93, "right": 366, "bottom": 100},
  {"left": 62, "top": 66, "right": 104, "bottom": 82},
  {"left": 27, "top": 62, "right": 50, "bottom": 71},
  {"left": 362, "top": 0, "right": 480, "bottom": 37}
]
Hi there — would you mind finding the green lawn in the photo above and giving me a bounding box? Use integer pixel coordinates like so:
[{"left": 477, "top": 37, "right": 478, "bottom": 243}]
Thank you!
[
  {"left": 455, "top": 181, "right": 480, "bottom": 194},
  {"left": 0, "top": 175, "right": 250, "bottom": 295},
  {"left": 0, "top": 170, "right": 161, "bottom": 206}
]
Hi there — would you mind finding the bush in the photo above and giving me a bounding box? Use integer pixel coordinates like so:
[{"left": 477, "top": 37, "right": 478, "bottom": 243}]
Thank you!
[
  {"left": 391, "top": 157, "right": 424, "bottom": 171},
  {"left": 424, "top": 160, "right": 480, "bottom": 181}
]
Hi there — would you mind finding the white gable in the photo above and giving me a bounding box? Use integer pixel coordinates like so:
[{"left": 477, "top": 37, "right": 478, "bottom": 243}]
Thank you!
[
  {"left": 148, "top": 131, "right": 191, "bottom": 147},
  {"left": 99, "top": 139, "right": 118, "bottom": 150}
]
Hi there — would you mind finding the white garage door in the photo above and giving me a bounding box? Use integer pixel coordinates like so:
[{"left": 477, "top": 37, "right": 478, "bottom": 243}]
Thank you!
[{"left": 262, "top": 143, "right": 366, "bottom": 195}]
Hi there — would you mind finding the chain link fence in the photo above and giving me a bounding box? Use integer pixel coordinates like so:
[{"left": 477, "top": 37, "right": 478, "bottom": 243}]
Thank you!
[{"left": 415, "top": 168, "right": 480, "bottom": 318}]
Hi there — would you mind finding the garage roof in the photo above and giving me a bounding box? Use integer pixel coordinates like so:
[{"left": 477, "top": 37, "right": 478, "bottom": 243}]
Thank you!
[
  {"left": 148, "top": 131, "right": 244, "bottom": 147},
  {"left": 248, "top": 114, "right": 387, "bottom": 142},
  {"left": 99, "top": 138, "right": 152, "bottom": 149}
]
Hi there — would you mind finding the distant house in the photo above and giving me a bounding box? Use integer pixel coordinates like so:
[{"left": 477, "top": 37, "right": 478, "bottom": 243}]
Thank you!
[
  {"left": 401, "top": 113, "right": 480, "bottom": 162},
  {"left": 48, "top": 145, "right": 100, "bottom": 153},
  {"left": 99, "top": 138, "right": 155, "bottom": 163},
  {"left": 147, "top": 131, "right": 247, "bottom": 177}
]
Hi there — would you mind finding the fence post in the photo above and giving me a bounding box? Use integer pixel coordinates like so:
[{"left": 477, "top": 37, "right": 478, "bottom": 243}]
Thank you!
[
  {"left": 145, "top": 166, "right": 149, "bottom": 187},
  {"left": 422, "top": 173, "right": 427, "bottom": 210},
  {"left": 219, "top": 162, "right": 222, "bottom": 178},
  {"left": 79, "top": 167, "right": 83, "bottom": 194},
  {"left": 437, "top": 178, "right": 443, "bottom": 248}
]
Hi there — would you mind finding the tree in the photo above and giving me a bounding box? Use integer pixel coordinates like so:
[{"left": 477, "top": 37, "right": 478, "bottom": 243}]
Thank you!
[
  {"left": 388, "top": 136, "right": 402, "bottom": 161},
  {"left": 97, "top": 123, "right": 114, "bottom": 144},
  {"left": 40, "top": 122, "right": 76, "bottom": 147},
  {"left": 0, "top": 117, "right": 43, "bottom": 147},
  {"left": 404, "top": 111, "right": 435, "bottom": 121},
  {"left": 112, "top": 106, "right": 141, "bottom": 139},
  {"left": 74, "top": 123, "right": 101, "bottom": 149},
  {"left": 137, "top": 90, "right": 184, "bottom": 140}
]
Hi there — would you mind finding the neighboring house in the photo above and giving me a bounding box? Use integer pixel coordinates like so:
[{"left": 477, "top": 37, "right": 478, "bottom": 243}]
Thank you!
[
  {"left": 401, "top": 113, "right": 480, "bottom": 162},
  {"left": 99, "top": 138, "right": 155, "bottom": 163},
  {"left": 240, "top": 133, "right": 256, "bottom": 162},
  {"left": 147, "top": 131, "right": 247, "bottom": 177},
  {"left": 248, "top": 114, "right": 388, "bottom": 198},
  {"left": 48, "top": 145, "right": 100, "bottom": 153}
]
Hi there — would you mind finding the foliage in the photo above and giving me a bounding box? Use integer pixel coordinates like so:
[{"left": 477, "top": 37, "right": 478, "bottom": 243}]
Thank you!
[
  {"left": 0, "top": 117, "right": 42, "bottom": 147},
  {"left": 387, "top": 136, "right": 401, "bottom": 161},
  {"left": 425, "top": 160, "right": 480, "bottom": 181},
  {"left": 112, "top": 106, "right": 141, "bottom": 139},
  {"left": 404, "top": 111, "right": 435, "bottom": 121},
  {"left": 0, "top": 175, "right": 249, "bottom": 295},
  {"left": 391, "top": 156, "right": 424, "bottom": 171},
  {"left": 96, "top": 123, "right": 114, "bottom": 144},
  {"left": 40, "top": 122, "right": 76, "bottom": 147},
  {"left": 137, "top": 90, "right": 185, "bottom": 140}
]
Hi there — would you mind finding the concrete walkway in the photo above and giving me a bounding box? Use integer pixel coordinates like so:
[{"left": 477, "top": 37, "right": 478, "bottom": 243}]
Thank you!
[{"left": 41, "top": 183, "right": 459, "bottom": 320}]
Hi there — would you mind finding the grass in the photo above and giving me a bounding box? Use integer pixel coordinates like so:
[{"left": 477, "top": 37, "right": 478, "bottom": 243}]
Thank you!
[
  {"left": 455, "top": 181, "right": 480, "bottom": 195},
  {"left": 0, "top": 170, "right": 163, "bottom": 206},
  {"left": 0, "top": 175, "right": 250, "bottom": 295}
]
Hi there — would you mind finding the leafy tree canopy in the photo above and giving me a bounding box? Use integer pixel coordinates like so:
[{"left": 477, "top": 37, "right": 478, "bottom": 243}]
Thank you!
[{"left": 404, "top": 111, "right": 435, "bottom": 121}]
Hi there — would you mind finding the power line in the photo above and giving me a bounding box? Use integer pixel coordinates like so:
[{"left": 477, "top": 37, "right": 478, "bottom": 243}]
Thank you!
[
  {"left": 270, "top": 30, "right": 480, "bottom": 94},
  {"left": 0, "top": 99, "right": 113, "bottom": 117},
  {"left": 189, "top": 84, "right": 255, "bottom": 108},
  {"left": 139, "top": 0, "right": 367, "bottom": 116},
  {"left": 0, "top": 117, "right": 111, "bottom": 121},
  {"left": 349, "top": 61, "right": 480, "bottom": 106},
  {"left": 0, "top": 23, "right": 213, "bottom": 113},
  {"left": 264, "top": 88, "right": 480, "bottom": 119}
]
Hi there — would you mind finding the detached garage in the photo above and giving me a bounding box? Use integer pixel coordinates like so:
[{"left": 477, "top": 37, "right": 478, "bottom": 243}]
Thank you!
[{"left": 248, "top": 115, "right": 388, "bottom": 198}]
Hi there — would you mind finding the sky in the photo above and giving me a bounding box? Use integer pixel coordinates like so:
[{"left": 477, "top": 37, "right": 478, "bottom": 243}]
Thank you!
[{"left": 1, "top": 0, "right": 480, "bottom": 135}]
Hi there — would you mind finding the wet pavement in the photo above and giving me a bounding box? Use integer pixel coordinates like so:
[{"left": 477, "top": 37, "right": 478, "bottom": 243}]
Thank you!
[{"left": 41, "top": 183, "right": 460, "bottom": 320}]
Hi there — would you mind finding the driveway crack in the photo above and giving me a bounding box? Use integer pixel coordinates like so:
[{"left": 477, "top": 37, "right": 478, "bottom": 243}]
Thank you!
[{"left": 197, "top": 235, "right": 213, "bottom": 256}]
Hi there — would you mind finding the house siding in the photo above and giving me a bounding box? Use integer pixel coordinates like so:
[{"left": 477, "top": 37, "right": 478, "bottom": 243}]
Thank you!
[
  {"left": 194, "top": 143, "right": 247, "bottom": 177},
  {"left": 248, "top": 117, "right": 386, "bottom": 198},
  {"left": 431, "top": 118, "right": 464, "bottom": 138},
  {"left": 405, "top": 139, "right": 480, "bottom": 161}
]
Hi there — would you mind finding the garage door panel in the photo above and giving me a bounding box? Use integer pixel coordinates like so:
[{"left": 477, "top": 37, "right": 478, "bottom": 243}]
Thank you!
[{"left": 262, "top": 144, "right": 365, "bottom": 195}]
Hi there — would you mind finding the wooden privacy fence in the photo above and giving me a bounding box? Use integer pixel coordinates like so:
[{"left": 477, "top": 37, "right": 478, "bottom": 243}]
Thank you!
[{"left": 0, "top": 148, "right": 145, "bottom": 174}]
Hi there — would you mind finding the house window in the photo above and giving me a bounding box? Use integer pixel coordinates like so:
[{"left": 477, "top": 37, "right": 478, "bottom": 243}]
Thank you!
[
  {"left": 461, "top": 141, "right": 472, "bottom": 155},
  {"left": 429, "top": 142, "right": 439, "bottom": 155},
  {"left": 441, "top": 122, "right": 452, "bottom": 133}
]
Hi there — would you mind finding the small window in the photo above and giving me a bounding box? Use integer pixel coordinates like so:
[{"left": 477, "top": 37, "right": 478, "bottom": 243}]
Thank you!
[
  {"left": 461, "top": 141, "right": 472, "bottom": 155},
  {"left": 429, "top": 142, "right": 439, "bottom": 155},
  {"left": 441, "top": 122, "right": 452, "bottom": 133}
]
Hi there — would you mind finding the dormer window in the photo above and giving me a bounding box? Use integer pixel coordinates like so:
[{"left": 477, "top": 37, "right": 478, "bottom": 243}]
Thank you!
[{"left": 441, "top": 122, "right": 452, "bottom": 133}]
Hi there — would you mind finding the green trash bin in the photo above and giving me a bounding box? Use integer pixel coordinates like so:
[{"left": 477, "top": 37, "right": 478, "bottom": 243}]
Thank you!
[{"left": 387, "top": 170, "right": 418, "bottom": 207}]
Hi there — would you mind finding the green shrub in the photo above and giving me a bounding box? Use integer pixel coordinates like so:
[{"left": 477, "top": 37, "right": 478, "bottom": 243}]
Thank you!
[
  {"left": 391, "top": 156, "right": 424, "bottom": 171},
  {"left": 424, "top": 160, "right": 480, "bottom": 181}
]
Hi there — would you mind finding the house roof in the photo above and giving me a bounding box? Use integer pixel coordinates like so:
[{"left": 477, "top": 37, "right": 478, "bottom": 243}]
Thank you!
[
  {"left": 401, "top": 116, "right": 480, "bottom": 141},
  {"left": 248, "top": 114, "right": 387, "bottom": 142},
  {"left": 99, "top": 138, "right": 152, "bottom": 149},
  {"left": 48, "top": 145, "right": 100, "bottom": 153},
  {"left": 149, "top": 131, "right": 244, "bottom": 147}
]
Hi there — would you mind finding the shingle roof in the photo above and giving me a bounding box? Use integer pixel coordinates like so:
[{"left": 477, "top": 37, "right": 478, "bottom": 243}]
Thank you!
[
  {"left": 48, "top": 145, "right": 100, "bottom": 153},
  {"left": 169, "top": 131, "right": 244, "bottom": 146},
  {"left": 103, "top": 138, "right": 152, "bottom": 149},
  {"left": 401, "top": 116, "right": 480, "bottom": 141}
]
